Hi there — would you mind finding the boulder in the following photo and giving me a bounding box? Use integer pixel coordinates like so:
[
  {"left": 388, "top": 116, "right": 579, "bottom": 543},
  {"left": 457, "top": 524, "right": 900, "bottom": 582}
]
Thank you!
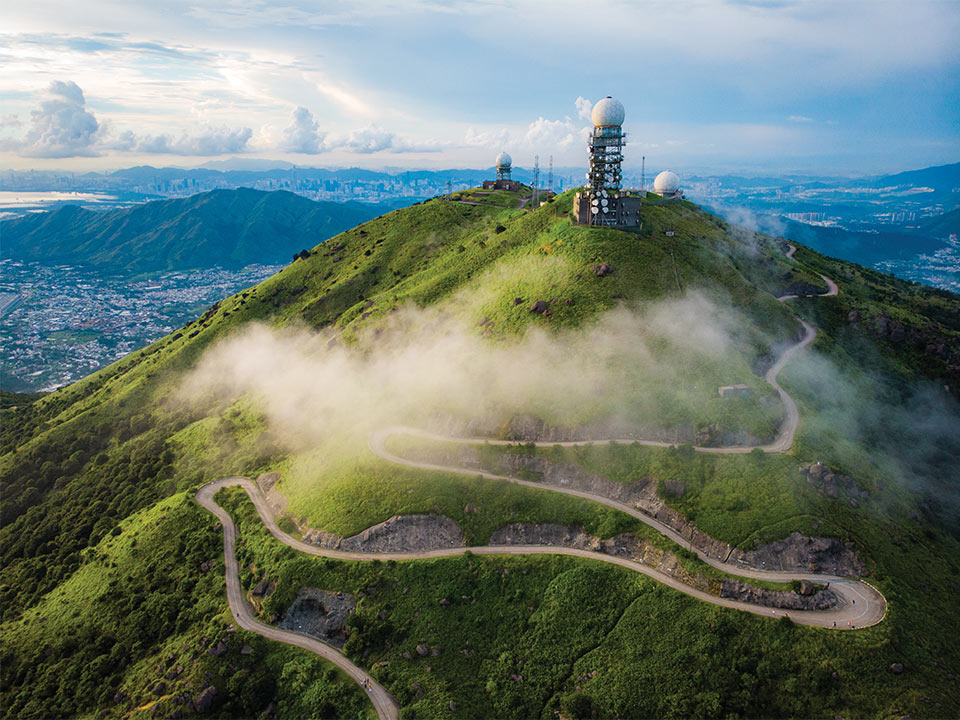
[
  {"left": 416, "top": 644, "right": 429, "bottom": 657},
  {"left": 208, "top": 639, "right": 227, "bottom": 657},
  {"left": 193, "top": 686, "right": 217, "bottom": 713},
  {"left": 529, "top": 300, "right": 549, "bottom": 314},
  {"left": 799, "top": 579, "right": 816, "bottom": 596},
  {"left": 890, "top": 663, "right": 904, "bottom": 674},
  {"left": 593, "top": 263, "right": 613, "bottom": 277}
]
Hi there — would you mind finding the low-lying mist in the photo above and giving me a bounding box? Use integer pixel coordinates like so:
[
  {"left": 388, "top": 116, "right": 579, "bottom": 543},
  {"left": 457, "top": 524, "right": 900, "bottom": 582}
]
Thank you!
[{"left": 180, "top": 293, "right": 762, "bottom": 451}]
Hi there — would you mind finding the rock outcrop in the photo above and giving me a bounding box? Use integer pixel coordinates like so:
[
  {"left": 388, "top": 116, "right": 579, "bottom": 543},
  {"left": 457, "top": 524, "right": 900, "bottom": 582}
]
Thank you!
[
  {"left": 303, "top": 514, "right": 465, "bottom": 553},
  {"left": 720, "top": 579, "right": 838, "bottom": 610},
  {"left": 277, "top": 588, "right": 356, "bottom": 648}
]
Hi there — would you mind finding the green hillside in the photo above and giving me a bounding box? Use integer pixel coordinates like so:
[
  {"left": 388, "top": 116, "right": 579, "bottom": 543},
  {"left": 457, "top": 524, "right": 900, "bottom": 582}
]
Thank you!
[
  {"left": 2, "top": 188, "right": 958, "bottom": 719},
  {"left": 0, "top": 188, "right": 392, "bottom": 273}
]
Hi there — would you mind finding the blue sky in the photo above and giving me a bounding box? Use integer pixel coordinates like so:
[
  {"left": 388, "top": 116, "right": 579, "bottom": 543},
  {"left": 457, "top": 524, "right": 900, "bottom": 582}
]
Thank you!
[{"left": 1, "top": 0, "right": 958, "bottom": 175}]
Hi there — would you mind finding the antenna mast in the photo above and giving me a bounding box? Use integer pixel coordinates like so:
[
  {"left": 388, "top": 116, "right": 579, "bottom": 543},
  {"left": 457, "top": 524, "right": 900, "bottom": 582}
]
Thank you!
[
  {"left": 532, "top": 155, "right": 540, "bottom": 207},
  {"left": 641, "top": 155, "right": 645, "bottom": 192},
  {"left": 547, "top": 155, "right": 554, "bottom": 193}
]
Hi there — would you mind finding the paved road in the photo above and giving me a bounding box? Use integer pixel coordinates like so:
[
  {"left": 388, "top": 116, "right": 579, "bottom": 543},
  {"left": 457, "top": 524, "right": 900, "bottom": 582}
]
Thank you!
[
  {"left": 196, "top": 481, "right": 401, "bottom": 720},
  {"left": 199, "top": 478, "right": 885, "bottom": 634}
]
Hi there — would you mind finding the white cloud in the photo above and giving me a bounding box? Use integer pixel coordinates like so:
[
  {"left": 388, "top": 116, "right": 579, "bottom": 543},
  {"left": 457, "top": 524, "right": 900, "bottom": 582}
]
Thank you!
[
  {"left": 575, "top": 96, "right": 592, "bottom": 120},
  {"left": 279, "top": 106, "right": 325, "bottom": 154},
  {"left": 524, "top": 116, "right": 587, "bottom": 150},
  {"left": 324, "top": 124, "right": 442, "bottom": 154},
  {"left": 19, "top": 80, "right": 101, "bottom": 158},
  {"left": 788, "top": 115, "right": 816, "bottom": 123},
  {"left": 123, "top": 125, "right": 253, "bottom": 155}
]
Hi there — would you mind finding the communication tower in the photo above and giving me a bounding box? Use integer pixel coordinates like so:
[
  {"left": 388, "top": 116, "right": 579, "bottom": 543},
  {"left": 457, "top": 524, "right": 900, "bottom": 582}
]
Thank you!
[
  {"left": 585, "top": 96, "right": 625, "bottom": 226},
  {"left": 532, "top": 155, "right": 540, "bottom": 207},
  {"left": 547, "top": 155, "right": 554, "bottom": 193},
  {"left": 641, "top": 155, "right": 645, "bottom": 192},
  {"left": 572, "top": 97, "right": 642, "bottom": 227}
]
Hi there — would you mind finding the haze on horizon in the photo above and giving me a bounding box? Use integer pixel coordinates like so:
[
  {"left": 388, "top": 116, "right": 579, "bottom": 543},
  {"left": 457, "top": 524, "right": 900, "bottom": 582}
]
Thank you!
[{"left": 1, "top": 0, "right": 958, "bottom": 176}]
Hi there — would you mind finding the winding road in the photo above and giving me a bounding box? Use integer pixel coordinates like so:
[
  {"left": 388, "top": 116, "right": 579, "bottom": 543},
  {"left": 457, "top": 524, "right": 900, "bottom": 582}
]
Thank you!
[{"left": 195, "top": 243, "right": 883, "bottom": 720}]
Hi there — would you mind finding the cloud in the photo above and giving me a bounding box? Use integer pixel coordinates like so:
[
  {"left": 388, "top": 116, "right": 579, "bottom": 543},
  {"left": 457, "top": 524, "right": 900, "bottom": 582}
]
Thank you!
[
  {"left": 279, "top": 106, "right": 325, "bottom": 154},
  {"left": 523, "top": 117, "right": 588, "bottom": 150},
  {"left": 324, "top": 124, "right": 442, "bottom": 154},
  {"left": 123, "top": 126, "right": 253, "bottom": 155},
  {"left": 1, "top": 114, "right": 23, "bottom": 128},
  {"left": 19, "top": 80, "right": 101, "bottom": 158},
  {"left": 180, "top": 291, "right": 745, "bottom": 451},
  {"left": 575, "top": 96, "right": 593, "bottom": 120},
  {"left": 788, "top": 115, "right": 815, "bottom": 123}
]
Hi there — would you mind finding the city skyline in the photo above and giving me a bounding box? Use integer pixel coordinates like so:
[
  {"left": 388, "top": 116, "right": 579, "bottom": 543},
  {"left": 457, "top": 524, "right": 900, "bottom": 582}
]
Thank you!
[{"left": 1, "top": 0, "right": 958, "bottom": 175}]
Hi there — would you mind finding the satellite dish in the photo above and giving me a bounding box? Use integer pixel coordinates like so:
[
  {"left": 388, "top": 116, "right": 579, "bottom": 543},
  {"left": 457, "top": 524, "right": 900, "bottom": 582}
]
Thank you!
[
  {"left": 601, "top": 198, "right": 608, "bottom": 207},
  {"left": 591, "top": 206, "right": 599, "bottom": 215},
  {"left": 591, "top": 198, "right": 599, "bottom": 206},
  {"left": 601, "top": 190, "right": 608, "bottom": 197},
  {"left": 602, "top": 206, "right": 609, "bottom": 213}
]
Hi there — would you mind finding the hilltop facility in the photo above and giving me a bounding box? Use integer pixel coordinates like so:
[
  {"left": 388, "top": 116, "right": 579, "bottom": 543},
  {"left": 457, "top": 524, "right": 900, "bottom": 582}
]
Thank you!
[
  {"left": 482, "top": 152, "right": 523, "bottom": 192},
  {"left": 572, "top": 97, "right": 643, "bottom": 227}
]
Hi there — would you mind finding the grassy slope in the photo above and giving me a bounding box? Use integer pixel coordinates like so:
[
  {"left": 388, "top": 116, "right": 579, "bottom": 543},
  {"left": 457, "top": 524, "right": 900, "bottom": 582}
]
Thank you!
[
  {"left": 219, "top": 486, "right": 942, "bottom": 720},
  {"left": 0, "top": 491, "right": 372, "bottom": 720},
  {"left": 1, "top": 188, "right": 957, "bottom": 718}
]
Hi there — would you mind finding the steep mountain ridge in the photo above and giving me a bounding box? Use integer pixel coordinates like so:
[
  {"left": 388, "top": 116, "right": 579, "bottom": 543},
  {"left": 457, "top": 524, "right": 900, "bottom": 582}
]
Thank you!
[{"left": 0, "top": 188, "right": 391, "bottom": 273}]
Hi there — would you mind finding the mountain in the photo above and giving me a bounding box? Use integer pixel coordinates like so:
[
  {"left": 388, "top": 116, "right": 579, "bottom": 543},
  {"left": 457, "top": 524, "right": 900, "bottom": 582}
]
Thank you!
[
  {"left": 912, "top": 207, "right": 960, "bottom": 238},
  {"left": 1, "top": 188, "right": 958, "bottom": 719},
  {"left": 198, "top": 158, "right": 297, "bottom": 171},
  {"left": 865, "top": 161, "right": 960, "bottom": 190},
  {"left": 0, "top": 188, "right": 391, "bottom": 273}
]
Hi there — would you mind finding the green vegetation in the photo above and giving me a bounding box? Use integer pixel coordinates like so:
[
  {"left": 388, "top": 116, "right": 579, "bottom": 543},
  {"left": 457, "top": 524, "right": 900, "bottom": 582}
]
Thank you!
[
  {"left": 1, "top": 185, "right": 958, "bottom": 717},
  {"left": 0, "top": 492, "right": 371, "bottom": 719},
  {"left": 221, "top": 487, "right": 952, "bottom": 719},
  {"left": 1, "top": 187, "right": 392, "bottom": 273}
]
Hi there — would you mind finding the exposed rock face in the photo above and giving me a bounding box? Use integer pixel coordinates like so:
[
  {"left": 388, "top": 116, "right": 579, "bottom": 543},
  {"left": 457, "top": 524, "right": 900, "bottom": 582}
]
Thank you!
[
  {"left": 277, "top": 588, "right": 356, "bottom": 648},
  {"left": 489, "top": 522, "right": 836, "bottom": 609},
  {"left": 736, "top": 532, "right": 865, "bottom": 576},
  {"left": 256, "top": 472, "right": 288, "bottom": 518},
  {"left": 720, "top": 579, "right": 839, "bottom": 610},
  {"left": 303, "top": 514, "right": 465, "bottom": 553}
]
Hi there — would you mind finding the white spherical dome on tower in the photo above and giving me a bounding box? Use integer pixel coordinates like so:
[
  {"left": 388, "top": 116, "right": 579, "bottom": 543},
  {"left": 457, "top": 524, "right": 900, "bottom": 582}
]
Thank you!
[
  {"left": 495, "top": 151, "right": 512, "bottom": 168},
  {"left": 591, "top": 97, "right": 625, "bottom": 127},
  {"left": 654, "top": 170, "right": 681, "bottom": 194}
]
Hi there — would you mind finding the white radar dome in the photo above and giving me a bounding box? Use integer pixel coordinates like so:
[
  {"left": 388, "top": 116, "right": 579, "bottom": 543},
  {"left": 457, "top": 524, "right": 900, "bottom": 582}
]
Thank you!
[
  {"left": 495, "top": 151, "right": 512, "bottom": 168},
  {"left": 654, "top": 170, "right": 681, "bottom": 194},
  {"left": 591, "top": 96, "right": 625, "bottom": 127}
]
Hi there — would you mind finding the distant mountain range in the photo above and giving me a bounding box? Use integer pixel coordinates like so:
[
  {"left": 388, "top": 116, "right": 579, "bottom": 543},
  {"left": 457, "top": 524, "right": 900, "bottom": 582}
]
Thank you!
[{"left": 0, "top": 188, "right": 394, "bottom": 273}]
